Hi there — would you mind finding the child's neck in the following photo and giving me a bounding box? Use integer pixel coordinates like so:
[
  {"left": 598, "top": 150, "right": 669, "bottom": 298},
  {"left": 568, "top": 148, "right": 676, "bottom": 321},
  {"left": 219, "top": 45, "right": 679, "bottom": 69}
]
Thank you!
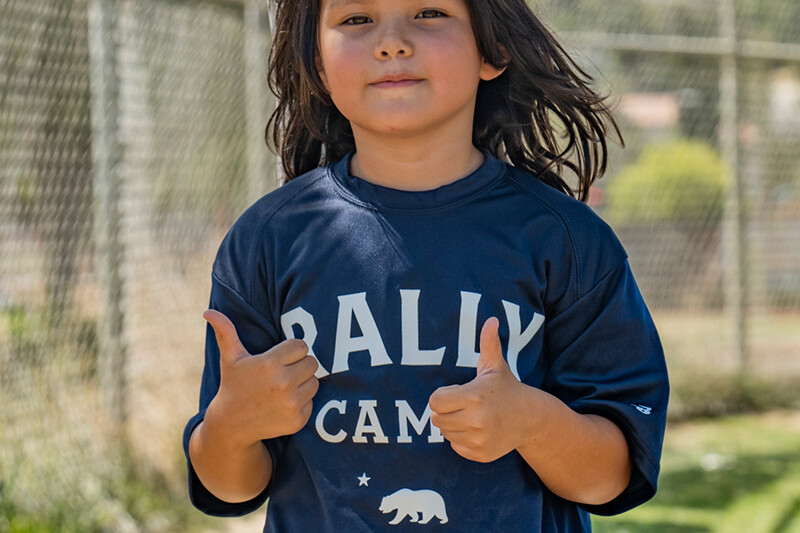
[{"left": 349, "top": 135, "right": 485, "bottom": 192}]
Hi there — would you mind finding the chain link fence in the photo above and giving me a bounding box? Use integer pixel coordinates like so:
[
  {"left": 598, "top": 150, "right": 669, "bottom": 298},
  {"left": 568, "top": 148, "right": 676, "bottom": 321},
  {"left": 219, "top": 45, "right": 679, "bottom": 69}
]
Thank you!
[
  {"left": 1, "top": 0, "right": 272, "bottom": 529},
  {"left": 0, "top": 0, "right": 798, "bottom": 530},
  {"left": 535, "top": 0, "right": 800, "bottom": 385}
]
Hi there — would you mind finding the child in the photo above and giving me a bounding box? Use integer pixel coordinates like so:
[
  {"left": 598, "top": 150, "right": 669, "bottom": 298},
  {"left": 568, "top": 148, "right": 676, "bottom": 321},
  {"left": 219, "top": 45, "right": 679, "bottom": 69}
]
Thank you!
[{"left": 183, "top": 0, "right": 669, "bottom": 530}]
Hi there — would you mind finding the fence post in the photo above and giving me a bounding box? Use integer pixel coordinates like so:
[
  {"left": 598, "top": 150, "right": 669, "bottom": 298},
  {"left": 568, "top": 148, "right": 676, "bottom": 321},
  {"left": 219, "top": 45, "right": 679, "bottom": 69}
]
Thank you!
[
  {"left": 88, "top": 0, "right": 129, "bottom": 450},
  {"left": 245, "top": 0, "right": 274, "bottom": 197},
  {"left": 265, "top": 0, "right": 283, "bottom": 184},
  {"left": 719, "top": 0, "right": 747, "bottom": 370}
]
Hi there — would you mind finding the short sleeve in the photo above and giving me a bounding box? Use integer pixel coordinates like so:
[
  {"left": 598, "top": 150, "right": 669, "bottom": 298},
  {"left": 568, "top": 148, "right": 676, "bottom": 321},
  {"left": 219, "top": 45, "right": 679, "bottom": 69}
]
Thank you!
[
  {"left": 541, "top": 260, "right": 669, "bottom": 516},
  {"left": 182, "top": 274, "right": 282, "bottom": 516}
]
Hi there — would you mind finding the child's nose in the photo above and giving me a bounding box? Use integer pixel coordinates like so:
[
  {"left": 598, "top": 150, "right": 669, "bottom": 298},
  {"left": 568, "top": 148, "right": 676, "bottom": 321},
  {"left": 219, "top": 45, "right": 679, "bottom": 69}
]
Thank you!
[{"left": 374, "top": 27, "right": 414, "bottom": 60}]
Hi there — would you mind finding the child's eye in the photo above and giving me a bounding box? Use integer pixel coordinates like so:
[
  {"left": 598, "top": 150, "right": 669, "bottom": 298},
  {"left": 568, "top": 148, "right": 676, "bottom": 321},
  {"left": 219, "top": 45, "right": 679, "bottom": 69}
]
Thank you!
[
  {"left": 416, "top": 9, "right": 446, "bottom": 19},
  {"left": 343, "top": 15, "right": 372, "bottom": 25}
]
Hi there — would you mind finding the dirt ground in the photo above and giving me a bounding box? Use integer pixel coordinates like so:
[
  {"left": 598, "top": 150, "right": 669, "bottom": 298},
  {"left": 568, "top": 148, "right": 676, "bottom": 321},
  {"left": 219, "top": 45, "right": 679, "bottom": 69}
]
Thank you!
[{"left": 198, "top": 512, "right": 265, "bottom": 533}]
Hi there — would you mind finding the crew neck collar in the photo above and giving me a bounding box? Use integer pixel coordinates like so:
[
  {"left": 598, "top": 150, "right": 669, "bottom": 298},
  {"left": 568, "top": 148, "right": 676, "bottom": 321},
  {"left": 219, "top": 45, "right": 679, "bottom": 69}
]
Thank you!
[{"left": 327, "top": 150, "right": 505, "bottom": 212}]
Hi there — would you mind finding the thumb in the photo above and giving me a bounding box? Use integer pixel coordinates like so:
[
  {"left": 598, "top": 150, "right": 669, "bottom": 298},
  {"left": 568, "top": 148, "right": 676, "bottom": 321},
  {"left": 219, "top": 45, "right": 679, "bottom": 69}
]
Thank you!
[
  {"left": 203, "top": 309, "right": 250, "bottom": 368},
  {"left": 477, "top": 317, "right": 507, "bottom": 376}
]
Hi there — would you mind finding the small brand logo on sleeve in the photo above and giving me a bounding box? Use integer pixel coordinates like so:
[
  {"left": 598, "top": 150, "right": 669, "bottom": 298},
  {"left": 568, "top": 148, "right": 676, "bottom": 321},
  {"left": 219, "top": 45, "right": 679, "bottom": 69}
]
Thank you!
[{"left": 631, "top": 404, "right": 652, "bottom": 415}]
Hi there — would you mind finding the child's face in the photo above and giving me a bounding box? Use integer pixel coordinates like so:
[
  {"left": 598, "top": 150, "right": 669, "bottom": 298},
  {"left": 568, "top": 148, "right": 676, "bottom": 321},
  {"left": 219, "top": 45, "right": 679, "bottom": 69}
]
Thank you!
[{"left": 316, "top": 0, "right": 504, "bottom": 141}]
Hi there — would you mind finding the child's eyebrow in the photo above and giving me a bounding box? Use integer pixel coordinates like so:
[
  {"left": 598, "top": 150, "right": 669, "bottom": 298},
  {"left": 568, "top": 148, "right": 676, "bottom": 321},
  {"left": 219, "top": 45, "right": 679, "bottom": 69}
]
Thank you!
[
  {"left": 324, "top": 0, "right": 372, "bottom": 13},
  {"left": 323, "top": 0, "right": 459, "bottom": 15}
]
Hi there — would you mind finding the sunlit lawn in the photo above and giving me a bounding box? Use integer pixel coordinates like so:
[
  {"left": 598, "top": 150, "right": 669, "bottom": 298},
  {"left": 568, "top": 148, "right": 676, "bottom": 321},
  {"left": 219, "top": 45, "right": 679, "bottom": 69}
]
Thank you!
[{"left": 593, "top": 411, "right": 800, "bottom": 533}]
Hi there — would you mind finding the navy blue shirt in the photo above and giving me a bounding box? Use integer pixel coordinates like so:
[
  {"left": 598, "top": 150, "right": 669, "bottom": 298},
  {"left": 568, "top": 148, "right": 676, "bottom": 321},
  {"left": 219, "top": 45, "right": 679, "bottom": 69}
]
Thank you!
[{"left": 184, "top": 152, "right": 669, "bottom": 532}]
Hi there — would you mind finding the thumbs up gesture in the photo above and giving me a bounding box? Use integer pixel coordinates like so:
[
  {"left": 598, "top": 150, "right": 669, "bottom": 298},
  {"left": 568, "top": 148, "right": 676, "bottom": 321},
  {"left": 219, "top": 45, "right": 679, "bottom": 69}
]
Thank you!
[
  {"left": 202, "top": 309, "right": 320, "bottom": 449},
  {"left": 429, "top": 317, "right": 533, "bottom": 463}
]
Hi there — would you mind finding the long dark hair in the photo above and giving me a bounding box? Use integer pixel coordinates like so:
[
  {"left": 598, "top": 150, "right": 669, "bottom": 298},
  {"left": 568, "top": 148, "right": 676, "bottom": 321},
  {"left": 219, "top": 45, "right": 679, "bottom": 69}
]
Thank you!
[{"left": 267, "top": 0, "right": 621, "bottom": 201}]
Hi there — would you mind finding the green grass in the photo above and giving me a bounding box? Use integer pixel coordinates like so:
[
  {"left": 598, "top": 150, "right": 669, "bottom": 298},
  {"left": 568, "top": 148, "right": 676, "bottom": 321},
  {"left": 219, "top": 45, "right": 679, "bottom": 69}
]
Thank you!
[
  {"left": 0, "top": 460, "right": 200, "bottom": 533},
  {"left": 593, "top": 411, "right": 800, "bottom": 533}
]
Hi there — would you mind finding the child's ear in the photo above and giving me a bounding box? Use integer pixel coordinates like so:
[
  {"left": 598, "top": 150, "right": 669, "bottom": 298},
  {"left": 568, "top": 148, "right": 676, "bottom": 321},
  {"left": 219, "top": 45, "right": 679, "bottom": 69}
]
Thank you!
[{"left": 479, "top": 44, "right": 510, "bottom": 81}]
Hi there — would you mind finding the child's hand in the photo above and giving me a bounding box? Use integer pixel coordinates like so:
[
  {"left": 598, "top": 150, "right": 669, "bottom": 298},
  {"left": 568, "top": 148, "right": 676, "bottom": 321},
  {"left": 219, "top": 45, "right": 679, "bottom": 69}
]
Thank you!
[
  {"left": 429, "top": 317, "right": 536, "bottom": 463},
  {"left": 202, "top": 309, "right": 320, "bottom": 449}
]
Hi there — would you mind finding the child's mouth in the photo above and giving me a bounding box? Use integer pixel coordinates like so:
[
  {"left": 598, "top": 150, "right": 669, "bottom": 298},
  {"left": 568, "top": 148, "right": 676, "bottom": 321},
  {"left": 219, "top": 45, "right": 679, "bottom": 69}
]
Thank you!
[
  {"left": 371, "top": 74, "right": 424, "bottom": 89},
  {"left": 372, "top": 79, "right": 423, "bottom": 89}
]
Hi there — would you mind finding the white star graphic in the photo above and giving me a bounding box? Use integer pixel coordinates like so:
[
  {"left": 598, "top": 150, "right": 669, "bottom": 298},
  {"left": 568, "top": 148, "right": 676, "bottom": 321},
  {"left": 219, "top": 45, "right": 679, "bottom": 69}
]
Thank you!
[{"left": 357, "top": 473, "right": 370, "bottom": 487}]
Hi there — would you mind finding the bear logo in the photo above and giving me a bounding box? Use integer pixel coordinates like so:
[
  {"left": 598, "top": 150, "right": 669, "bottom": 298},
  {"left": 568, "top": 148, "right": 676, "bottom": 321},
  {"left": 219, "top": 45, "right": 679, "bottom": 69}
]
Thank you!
[{"left": 379, "top": 488, "right": 448, "bottom": 525}]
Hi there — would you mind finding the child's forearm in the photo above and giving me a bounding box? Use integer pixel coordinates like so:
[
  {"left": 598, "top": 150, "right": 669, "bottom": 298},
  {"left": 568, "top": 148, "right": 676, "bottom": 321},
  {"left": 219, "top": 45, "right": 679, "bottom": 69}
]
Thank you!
[
  {"left": 188, "top": 417, "right": 273, "bottom": 504},
  {"left": 430, "top": 318, "right": 631, "bottom": 505},
  {"left": 187, "top": 309, "right": 318, "bottom": 504},
  {"left": 514, "top": 386, "right": 631, "bottom": 506}
]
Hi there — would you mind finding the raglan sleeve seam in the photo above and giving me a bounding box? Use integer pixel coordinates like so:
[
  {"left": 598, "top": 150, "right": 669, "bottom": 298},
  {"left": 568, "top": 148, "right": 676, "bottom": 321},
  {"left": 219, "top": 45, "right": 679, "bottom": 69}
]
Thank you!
[
  {"left": 242, "top": 172, "right": 328, "bottom": 306},
  {"left": 546, "top": 259, "right": 628, "bottom": 327},
  {"left": 503, "top": 171, "right": 583, "bottom": 303}
]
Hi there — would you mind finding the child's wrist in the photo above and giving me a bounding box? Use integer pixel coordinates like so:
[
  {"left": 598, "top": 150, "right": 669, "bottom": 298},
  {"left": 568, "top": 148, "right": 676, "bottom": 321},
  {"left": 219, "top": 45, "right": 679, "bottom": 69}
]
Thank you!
[
  {"left": 203, "top": 397, "right": 256, "bottom": 452},
  {"left": 512, "top": 385, "right": 557, "bottom": 454}
]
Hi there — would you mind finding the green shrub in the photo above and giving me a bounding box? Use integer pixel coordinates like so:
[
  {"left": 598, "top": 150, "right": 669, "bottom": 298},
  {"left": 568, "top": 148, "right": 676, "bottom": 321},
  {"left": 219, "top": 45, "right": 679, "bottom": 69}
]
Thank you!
[
  {"left": 1, "top": 305, "right": 98, "bottom": 381},
  {"left": 0, "top": 463, "right": 197, "bottom": 533},
  {"left": 605, "top": 139, "right": 727, "bottom": 226}
]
